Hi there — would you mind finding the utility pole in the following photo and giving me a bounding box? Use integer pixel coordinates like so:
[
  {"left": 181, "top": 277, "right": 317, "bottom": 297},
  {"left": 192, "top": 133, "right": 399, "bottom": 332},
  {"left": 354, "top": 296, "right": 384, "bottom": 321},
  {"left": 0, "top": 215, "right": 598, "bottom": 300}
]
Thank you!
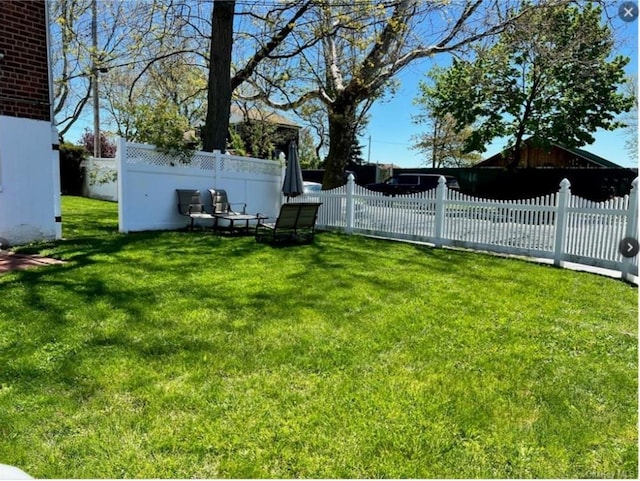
[
  {"left": 91, "top": 0, "right": 101, "bottom": 158},
  {"left": 367, "top": 135, "right": 371, "bottom": 164}
]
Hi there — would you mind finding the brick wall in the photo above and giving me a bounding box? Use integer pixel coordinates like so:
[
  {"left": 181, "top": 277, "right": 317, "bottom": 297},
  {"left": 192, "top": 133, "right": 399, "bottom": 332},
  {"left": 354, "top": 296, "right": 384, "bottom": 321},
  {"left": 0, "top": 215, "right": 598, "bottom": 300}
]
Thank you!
[{"left": 0, "top": 0, "right": 50, "bottom": 121}]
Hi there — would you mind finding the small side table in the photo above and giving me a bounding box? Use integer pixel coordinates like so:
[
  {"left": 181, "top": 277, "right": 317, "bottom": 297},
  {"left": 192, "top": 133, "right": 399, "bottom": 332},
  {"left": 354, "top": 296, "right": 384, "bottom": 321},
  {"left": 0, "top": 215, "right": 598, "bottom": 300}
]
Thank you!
[{"left": 213, "top": 213, "right": 267, "bottom": 235}]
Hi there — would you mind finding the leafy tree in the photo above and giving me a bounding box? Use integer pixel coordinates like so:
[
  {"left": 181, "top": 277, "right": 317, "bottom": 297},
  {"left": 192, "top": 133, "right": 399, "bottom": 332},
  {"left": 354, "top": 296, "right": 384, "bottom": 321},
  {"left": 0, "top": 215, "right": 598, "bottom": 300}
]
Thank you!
[
  {"left": 201, "top": 1, "right": 313, "bottom": 152},
  {"left": 202, "top": 0, "right": 235, "bottom": 153},
  {"left": 411, "top": 113, "right": 481, "bottom": 167},
  {"left": 101, "top": 53, "right": 207, "bottom": 143},
  {"left": 298, "top": 128, "right": 321, "bottom": 169},
  {"left": 79, "top": 129, "right": 117, "bottom": 158},
  {"left": 428, "top": 3, "right": 633, "bottom": 169},
  {"left": 295, "top": 101, "right": 329, "bottom": 163},
  {"left": 49, "top": 0, "right": 170, "bottom": 137},
  {"left": 249, "top": 1, "right": 566, "bottom": 188},
  {"left": 127, "top": 101, "right": 196, "bottom": 162},
  {"left": 623, "top": 75, "right": 638, "bottom": 160},
  {"left": 349, "top": 139, "right": 366, "bottom": 166},
  {"left": 412, "top": 72, "right": 482, "bottom": 167},
  {"left": 228, "top": 129, "right": 248, "bottom": 157}
]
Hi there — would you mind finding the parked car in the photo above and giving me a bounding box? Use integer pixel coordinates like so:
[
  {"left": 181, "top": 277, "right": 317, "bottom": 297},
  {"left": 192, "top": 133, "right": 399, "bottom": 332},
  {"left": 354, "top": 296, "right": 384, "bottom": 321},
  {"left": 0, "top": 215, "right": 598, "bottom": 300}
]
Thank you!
[
  {"left": 366, "top": 173, "right": 460, "bottom": 196},
  {"left": 303, "top": 181, "right": 322, "bottom": 193},
  {"left": 302, "top": 170, "right": 357, "bottom": 186}
]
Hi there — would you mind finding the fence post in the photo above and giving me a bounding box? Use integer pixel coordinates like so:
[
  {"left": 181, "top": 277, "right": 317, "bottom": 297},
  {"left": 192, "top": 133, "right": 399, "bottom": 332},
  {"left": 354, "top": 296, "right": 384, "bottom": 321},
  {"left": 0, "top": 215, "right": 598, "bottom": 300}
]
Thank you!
[
  {"left": 553, "top": 178, "right": 571, "bottom": 267},
  {"left": 621, "top": 177, "right": 638, "bottom": 282},
  {"left": 116, "top": 137, "right": 128, "bottom": 233},
  {"left": 434, "top": 176, "right": 446, "bottom": 247},
  {"left": 213, "top": 150, "right": 222, "bottom": 186},
  {"left": 345, "top": 173, "right": 355, "bottom": 234}
]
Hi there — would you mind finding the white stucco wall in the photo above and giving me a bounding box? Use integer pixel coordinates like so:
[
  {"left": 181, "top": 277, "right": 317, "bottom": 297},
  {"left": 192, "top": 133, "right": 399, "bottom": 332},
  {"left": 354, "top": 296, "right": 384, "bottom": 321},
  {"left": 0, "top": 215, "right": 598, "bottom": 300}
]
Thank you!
[{"left": 0, "top": 116, "right": 58, "bottom": 246}]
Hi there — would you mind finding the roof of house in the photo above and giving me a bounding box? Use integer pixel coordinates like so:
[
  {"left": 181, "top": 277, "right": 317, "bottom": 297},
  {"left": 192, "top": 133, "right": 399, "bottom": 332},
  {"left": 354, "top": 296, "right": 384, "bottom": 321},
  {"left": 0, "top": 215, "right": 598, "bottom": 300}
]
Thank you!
[
  {"left": 562, "top": 146, "right": 624, "bottom": 169},
  {"left": 475, "top": 137, "right": 625, "bottom": 169},
  {"left": 229, "top": 105, "right": 300, "bottom": 129}
]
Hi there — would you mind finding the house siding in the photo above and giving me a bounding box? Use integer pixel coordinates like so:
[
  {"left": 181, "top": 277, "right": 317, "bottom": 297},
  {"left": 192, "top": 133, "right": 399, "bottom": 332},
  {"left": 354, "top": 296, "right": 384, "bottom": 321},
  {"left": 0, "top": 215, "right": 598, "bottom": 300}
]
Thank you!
[
  {"left": 476, "top": 139, "right": 620, "bottom": 169},
  {"left": 0, "top": 0, "right": 51, "bottom": 121},
  {"left": 0, "top": 0, "right": 61, "bottom": 246},
  {"left": 479, "top": 144, "right": 603, "bottom": 169}
]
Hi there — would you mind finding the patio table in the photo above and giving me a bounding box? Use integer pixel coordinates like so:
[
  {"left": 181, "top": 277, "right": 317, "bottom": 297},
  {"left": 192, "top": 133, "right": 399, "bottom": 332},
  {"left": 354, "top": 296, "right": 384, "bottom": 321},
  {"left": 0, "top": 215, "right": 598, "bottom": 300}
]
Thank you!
[{"left": 213, "top": 213, "right": 267, "bottom": 235}]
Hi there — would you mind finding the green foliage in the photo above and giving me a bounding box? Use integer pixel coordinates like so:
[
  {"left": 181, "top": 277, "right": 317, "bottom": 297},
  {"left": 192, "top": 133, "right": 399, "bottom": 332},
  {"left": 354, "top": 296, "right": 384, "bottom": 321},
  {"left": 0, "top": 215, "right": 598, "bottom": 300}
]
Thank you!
[
  {"left": 235, "top": 119, "right": 284, "bottom": 159},
  {"left": 128, "top": 101, "right": 198, "bottom": 163},
  {"left": 429, "top": 4, "right": 633, "bottom": 167},
  {"left": 413, "top": 73, "right": 482, "bottom": 167},
  {"left": 298, "top": 128, "right": 321, "bottom": 168},
  {"left": 228, "top": 129, "right": 248, "bottom": 156},
  {"left": 623, "top": 75, "right": 638, "bottom": 159},
  {"left": 348, "top": 138, "right": 365, "bottom": 166},
  {"left": 58, "top": 142, "right": 87, "bottom": 195},
  {"left": 1, "top": 196, "right": 637, "bottom": 478}
]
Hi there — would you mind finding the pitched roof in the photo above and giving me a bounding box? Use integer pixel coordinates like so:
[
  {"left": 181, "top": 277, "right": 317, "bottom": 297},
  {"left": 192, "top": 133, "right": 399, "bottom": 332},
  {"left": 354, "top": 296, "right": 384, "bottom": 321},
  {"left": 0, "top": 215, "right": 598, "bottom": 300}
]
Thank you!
[
  {"left": 476, "top": 137, "right": 625, "bottom": 168},
  {"left": 562, "top": 146, "right": 624, "bottom": 169},
  {"left": 229, "top": 105, "right": 300, "bottom": 128}
]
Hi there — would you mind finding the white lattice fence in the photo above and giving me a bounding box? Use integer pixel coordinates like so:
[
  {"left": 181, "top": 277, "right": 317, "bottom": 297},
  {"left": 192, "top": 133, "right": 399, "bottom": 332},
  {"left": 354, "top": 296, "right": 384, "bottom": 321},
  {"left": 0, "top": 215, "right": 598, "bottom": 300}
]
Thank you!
[{"left": 117, "top": 139, "right": 284, "bottom": 233}]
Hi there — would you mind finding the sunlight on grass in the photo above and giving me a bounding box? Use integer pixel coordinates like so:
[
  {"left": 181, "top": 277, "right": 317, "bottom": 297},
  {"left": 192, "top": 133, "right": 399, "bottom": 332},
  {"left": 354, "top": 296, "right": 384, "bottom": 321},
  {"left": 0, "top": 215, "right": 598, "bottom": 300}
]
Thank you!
[{"left": 0, "top": 196, "right": 636, "bottom": 478}]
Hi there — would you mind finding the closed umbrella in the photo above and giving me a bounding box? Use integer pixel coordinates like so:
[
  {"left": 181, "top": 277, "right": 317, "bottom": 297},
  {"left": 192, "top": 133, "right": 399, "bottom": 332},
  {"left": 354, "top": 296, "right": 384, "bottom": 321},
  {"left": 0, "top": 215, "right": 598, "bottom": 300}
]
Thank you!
[{"left": 282, "top": 140, "right": 304, "bottom": 201}]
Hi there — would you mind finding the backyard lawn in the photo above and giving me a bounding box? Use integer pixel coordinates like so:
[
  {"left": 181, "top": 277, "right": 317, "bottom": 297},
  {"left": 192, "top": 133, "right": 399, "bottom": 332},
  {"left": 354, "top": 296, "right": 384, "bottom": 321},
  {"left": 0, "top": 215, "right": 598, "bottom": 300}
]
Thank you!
[{"left": 0, "top": 196, "right": 637, "bottom": 478}]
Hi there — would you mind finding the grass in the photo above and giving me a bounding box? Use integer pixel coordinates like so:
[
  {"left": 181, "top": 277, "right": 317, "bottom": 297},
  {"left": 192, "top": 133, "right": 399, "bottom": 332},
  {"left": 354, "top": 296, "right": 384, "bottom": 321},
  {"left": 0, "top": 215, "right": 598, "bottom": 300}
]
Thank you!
[{"left": 0, "top": 195, "right": 637, "bottom": 478}]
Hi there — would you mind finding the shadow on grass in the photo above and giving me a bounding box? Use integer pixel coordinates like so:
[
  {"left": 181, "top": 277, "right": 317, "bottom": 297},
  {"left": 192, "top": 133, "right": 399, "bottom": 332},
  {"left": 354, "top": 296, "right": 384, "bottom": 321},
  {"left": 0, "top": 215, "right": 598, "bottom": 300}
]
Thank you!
[{"left": 3, "top": 218, "right": 634, "bottom": 394}]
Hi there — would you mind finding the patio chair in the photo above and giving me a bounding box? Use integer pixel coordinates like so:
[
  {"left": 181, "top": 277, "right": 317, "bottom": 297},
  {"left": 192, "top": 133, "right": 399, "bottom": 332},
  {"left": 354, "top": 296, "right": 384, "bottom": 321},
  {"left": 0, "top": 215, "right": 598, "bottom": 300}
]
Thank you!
[
  {"left": 255, "top": 202, "right": 322, "bottom": 244},
  {"left": 208, "top": 189, "right": 247, "bottom": 216},
  {"left": 176, "top": 189, "right": 215, "bottom": 231},
  {"left": 208, "top": 189, "right": 263, "bottom": 234}
]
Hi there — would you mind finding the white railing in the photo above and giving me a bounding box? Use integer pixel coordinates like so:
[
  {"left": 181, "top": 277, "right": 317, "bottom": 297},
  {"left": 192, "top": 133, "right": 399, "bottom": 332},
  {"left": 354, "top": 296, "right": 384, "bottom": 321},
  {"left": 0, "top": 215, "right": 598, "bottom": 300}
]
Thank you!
[
  {"left": 117, "top": 139, "right": 284, "bottom": 233},
  {"left": 296, "top": 175, "right": 639, "bottom": 282}
]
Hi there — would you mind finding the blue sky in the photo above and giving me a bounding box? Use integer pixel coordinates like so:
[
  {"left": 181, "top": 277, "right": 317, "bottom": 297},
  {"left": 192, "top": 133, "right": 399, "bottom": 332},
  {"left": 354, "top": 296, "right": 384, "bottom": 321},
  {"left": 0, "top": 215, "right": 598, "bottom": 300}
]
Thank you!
[
  {"left": 361, "top": 10, "right": 639, "bottom": 169},
  {"left": 67, "top": 4, "right": 637, "bottom": 169}
]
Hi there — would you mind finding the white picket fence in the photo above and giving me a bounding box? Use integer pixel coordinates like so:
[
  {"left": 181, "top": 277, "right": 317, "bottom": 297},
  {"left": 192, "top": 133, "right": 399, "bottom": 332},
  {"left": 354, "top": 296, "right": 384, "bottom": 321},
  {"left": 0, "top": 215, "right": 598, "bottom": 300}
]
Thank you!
[
  {"left": 116, "top": 139, "right": 283, "bottom": 233},
  {"left": 295, "top": 175, "right": 639, "bottom": 282}
]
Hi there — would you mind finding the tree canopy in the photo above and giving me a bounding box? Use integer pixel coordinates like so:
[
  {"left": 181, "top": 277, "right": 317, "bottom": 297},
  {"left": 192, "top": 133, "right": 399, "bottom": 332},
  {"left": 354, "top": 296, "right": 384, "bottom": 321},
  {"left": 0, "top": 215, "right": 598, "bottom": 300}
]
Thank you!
[
  {"left": 424, "top": 3, "right": 633, "bottom": 168},
  {"left": 50, "top": 0, "right": 633, "bottom": 182}
]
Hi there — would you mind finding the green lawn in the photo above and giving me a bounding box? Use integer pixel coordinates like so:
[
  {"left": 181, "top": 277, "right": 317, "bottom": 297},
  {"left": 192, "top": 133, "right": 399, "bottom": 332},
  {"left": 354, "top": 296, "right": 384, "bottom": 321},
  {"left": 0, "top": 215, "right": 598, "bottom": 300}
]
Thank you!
[{"left": 0, "top": 196, "right": 637, "bottom": 478}]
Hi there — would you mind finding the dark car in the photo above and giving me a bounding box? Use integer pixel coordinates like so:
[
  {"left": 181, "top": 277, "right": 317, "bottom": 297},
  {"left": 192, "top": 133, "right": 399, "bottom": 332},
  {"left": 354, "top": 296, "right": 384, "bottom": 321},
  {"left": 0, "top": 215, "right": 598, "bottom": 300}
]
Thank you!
[{"left": 366, "top": 173, "right": 460, "bottom": 196}]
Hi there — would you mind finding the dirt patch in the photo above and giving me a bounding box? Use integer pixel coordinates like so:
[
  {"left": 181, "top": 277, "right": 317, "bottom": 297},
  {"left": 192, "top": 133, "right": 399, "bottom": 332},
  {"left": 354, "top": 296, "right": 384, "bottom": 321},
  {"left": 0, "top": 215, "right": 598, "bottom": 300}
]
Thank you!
[{"left": 0, "top": 251, "right": 65, "bottom": 274}]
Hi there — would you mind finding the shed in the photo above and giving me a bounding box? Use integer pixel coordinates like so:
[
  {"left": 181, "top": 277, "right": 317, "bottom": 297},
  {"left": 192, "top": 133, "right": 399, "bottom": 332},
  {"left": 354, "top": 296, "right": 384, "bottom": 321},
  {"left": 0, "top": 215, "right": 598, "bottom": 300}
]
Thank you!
[{"left": 475, "top": 138, "right": 624, "bottom": 169}]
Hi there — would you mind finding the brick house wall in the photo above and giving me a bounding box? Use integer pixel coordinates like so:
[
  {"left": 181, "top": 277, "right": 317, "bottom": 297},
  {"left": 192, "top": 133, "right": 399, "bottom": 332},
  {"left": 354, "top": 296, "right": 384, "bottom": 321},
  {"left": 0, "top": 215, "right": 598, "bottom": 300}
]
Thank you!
[
  {"left": 0, "top": 0, "right": 51, "bottom": 121},
  {"left": 0, "top": 0, "right": 61, "bottom": 246}
]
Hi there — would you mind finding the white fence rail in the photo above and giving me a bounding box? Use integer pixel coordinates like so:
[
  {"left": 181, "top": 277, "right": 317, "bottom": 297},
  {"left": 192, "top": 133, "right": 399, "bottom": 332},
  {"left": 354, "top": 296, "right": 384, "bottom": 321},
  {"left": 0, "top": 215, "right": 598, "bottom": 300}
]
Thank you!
[
  {"left": 116, "top": 139, "right": 283, "bottom": 233},
  {"left": 296, "top": 175, "right": 639, "bottom": 282}
]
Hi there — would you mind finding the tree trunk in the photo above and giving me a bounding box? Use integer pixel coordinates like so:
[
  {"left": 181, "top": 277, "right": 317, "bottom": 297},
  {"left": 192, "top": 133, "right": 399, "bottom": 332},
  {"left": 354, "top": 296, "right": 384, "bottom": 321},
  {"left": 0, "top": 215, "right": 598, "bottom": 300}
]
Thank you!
[
  {"left": 202, "top": 1, "right": 235, "bottom": 152},
  {"left": 322, "top": 101, "right": 357, "bottom": 189}
]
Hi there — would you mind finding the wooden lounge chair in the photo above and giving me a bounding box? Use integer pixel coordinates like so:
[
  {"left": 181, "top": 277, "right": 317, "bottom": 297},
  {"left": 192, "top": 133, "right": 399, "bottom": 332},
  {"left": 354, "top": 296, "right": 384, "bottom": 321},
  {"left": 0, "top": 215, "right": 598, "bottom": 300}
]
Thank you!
[
  {"left": 176, "top": 189, "right": 215, "bottom": 231},
  {"left": 255, "top": 202, "right": 322, "bottom": 244}
]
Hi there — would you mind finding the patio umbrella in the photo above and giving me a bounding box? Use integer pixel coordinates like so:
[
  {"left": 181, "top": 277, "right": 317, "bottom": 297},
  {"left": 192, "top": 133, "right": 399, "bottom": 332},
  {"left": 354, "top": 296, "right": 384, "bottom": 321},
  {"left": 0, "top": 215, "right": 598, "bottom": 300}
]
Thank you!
[{"left": 282, "top": 140, "right": 304, "bottom": 201}]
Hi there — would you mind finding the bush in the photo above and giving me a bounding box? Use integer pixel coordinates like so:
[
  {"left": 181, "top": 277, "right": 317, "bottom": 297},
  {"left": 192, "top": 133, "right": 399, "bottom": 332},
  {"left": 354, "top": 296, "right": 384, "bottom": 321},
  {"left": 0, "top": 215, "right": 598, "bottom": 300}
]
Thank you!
[
  {"left": 59, "top": 143, "right": 87, "bottom": 195},
  {"left": 79, "top": 129, "right": 117, "bottom": 158}
]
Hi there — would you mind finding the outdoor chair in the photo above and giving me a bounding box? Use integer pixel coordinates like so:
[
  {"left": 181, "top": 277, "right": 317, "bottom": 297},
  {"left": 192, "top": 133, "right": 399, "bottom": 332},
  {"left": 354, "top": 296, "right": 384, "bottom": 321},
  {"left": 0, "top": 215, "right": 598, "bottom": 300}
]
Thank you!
[
  {"left": 255, "top": 202, "right": 322, "bottom": 244},
  {"left": 208, "top": 189, "right": 247, "bottom": 216},
  {"left": 176, "top": 189, "right": 215, "bottom": 231},
  {"left": 208, "top": 189, "right": 264, "bottom": 234}
]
